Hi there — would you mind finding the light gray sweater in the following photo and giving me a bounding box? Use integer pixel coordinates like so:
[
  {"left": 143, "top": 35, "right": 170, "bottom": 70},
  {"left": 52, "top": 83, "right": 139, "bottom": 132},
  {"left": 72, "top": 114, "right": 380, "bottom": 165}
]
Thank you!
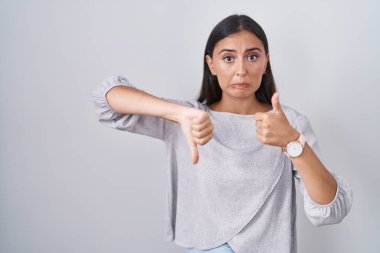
[{"left": 92, "top": 75, "right": 353, "bottom": 253}]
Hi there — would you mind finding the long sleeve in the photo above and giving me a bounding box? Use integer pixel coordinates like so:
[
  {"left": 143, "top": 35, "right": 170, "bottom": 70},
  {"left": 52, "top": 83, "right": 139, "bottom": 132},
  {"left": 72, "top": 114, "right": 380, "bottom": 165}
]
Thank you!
[
  {"left": 91, "top": 74, "right": 191, "bottom": 141},
  {"left": 292, "top": 113, "right": 353, "bottom": 227}
]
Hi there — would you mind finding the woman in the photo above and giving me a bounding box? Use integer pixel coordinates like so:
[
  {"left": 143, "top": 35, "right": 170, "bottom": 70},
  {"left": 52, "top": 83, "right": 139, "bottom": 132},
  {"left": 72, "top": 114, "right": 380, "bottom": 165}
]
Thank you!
[{"left": 92, "top": 14, "right": 353, "bottom": 253}]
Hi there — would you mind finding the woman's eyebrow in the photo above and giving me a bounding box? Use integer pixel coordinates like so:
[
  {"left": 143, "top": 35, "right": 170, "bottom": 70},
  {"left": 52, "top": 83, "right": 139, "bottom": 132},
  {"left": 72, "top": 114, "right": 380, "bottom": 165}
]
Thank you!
[{"left": 218, "top": 47, "right": 262, "bottom": 55}]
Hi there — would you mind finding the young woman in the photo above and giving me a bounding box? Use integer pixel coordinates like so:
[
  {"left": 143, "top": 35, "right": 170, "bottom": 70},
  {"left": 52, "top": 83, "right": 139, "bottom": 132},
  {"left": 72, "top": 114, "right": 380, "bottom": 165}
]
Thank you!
[{"left": 92, "top": 14, "right": 353, "bottom": 253}]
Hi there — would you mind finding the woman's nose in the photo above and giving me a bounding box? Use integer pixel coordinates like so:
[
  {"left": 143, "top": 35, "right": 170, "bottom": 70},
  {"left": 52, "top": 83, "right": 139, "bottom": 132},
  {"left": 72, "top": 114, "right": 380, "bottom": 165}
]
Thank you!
[{"left": 235, "top": 59, "right": 247, "bottom": 76}]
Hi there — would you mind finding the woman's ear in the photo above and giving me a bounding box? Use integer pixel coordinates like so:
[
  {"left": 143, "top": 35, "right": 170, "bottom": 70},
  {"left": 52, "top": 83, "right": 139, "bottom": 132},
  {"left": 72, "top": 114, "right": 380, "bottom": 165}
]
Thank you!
[{"left": 205, "top": 55, "right": 216, "bottom": 76}]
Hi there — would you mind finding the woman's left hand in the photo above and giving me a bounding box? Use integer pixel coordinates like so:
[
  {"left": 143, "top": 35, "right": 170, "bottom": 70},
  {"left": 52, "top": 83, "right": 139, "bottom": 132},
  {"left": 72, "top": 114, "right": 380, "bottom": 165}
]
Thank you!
[{"left": 254, "top": 92, "right": 299, "bottom": 148}]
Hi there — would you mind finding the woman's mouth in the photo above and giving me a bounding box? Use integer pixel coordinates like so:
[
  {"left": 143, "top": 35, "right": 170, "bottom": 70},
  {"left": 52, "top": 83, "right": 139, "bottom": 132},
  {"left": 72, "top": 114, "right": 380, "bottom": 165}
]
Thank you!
[{"left": 231, "top": 83, "right": 249, "bottom": 89}]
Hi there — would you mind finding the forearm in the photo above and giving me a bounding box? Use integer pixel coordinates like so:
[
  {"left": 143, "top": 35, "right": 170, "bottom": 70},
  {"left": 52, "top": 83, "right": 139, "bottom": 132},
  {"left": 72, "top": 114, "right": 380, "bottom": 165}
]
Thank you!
[
  {"left": 105, "top": 85, "right": 185, "bottom": 123},
  {"left": 291, "top": 140, "right": 338, "bottom": 205}
]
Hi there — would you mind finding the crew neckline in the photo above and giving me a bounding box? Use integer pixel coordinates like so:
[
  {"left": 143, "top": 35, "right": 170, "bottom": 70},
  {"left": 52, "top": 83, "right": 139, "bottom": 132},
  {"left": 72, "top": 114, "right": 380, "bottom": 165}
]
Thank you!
[{"left": 204, "top": 104, "right": 274, "bottom": 118}]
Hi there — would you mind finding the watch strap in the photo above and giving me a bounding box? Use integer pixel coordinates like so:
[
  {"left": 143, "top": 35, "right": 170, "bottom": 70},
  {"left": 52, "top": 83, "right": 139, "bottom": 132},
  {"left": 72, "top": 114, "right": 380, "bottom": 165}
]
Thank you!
[{"left": 298, "top": 133, "right": 306, "bottom": 147}]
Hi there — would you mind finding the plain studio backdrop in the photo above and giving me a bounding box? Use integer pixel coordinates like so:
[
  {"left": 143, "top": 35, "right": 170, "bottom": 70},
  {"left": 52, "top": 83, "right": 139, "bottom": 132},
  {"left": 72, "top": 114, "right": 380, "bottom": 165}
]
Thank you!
[{"left": 0, "top": 0, "right": 379, "bottom": 252}]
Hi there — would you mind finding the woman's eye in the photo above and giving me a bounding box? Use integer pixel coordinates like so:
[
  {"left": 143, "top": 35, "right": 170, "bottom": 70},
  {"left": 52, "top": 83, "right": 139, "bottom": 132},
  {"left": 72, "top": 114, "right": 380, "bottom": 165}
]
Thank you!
[
  {"left": 248, "top": 55, "right": 257, "bottom": 61},
  {"left": 223, "top": 56, "right": 234, "bottom": 62}
]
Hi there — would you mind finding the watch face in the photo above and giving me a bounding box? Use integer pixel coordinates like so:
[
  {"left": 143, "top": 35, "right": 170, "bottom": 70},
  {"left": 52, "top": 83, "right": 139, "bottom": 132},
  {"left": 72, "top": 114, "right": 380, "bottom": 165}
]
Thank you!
[{"left": 287, "top": 142, "right": 303, "bottom": 157}]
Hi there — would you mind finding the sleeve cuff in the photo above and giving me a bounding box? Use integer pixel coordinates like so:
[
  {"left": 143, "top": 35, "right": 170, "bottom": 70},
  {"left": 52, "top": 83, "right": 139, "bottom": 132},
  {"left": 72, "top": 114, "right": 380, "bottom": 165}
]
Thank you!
[
  {"left": 92, "top": 74, "right": 140, "bottom": 121},
  {"left": 303, "top": 171, "right": 353, "bottom": 226}
]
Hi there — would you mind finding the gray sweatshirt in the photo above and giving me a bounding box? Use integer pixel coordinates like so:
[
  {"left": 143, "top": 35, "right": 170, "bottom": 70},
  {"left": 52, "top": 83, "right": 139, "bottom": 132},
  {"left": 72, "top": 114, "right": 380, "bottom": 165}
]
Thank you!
[{"left": 92, "top": 75, "right": 353, "bottom": 253}]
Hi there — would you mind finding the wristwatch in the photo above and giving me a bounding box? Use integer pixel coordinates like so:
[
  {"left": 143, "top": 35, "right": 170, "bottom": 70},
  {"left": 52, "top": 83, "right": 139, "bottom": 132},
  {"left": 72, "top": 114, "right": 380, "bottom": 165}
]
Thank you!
[{"left": 282, "top": 133, "right": 306, "bottom": 158}]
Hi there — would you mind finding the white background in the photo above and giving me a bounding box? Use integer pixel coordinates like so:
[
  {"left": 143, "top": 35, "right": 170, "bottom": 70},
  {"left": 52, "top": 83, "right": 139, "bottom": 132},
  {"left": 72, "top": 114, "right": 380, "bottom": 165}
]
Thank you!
[{"left": 0, "top": 0, "right": 379, "bottom": 252}]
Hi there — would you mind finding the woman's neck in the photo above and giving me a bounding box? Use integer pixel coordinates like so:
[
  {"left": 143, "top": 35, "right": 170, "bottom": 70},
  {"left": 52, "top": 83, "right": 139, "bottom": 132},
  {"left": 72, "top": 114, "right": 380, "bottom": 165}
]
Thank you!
[{"left": 209, "top": 95, "right": 272, "bottom": 115}]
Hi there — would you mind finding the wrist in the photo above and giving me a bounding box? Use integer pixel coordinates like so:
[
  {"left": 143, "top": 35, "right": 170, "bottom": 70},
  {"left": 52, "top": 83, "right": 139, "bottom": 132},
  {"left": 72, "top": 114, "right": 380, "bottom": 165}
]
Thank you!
[
  {"left": 282, "top": 132, "right": 306, "bottom": 158},
  {"left": 283, "top": 129, "right": 300, "bottom": 148},
  {"left": 170, "top": 106, "right": 194, "bottom": 124},
  {"left": 159, "top": 102, "right": 189, "bottom": 123}
]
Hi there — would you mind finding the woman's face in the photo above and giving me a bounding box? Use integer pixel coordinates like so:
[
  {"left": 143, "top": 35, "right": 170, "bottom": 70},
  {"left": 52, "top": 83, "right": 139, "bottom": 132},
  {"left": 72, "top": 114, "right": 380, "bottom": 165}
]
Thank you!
[{"left": 205, "top": 30, "right": 269, "bottom": 100}]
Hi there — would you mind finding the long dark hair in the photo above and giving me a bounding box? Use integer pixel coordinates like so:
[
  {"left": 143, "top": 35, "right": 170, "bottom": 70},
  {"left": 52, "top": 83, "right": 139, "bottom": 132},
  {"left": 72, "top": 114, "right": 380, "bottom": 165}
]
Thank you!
[{"left": 197, "top": 14, "right": 277, "bottom": 105}]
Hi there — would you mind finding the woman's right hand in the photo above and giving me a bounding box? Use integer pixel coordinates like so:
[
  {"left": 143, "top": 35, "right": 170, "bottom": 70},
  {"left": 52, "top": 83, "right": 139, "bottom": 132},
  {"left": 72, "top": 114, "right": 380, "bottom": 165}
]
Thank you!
[{"left": 176, "top": 108, "right": 214, "bottom": 164}]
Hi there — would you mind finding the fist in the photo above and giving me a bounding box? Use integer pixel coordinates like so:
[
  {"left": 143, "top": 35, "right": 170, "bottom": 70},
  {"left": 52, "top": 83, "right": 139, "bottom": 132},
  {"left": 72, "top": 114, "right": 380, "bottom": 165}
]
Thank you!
[
  {"left": 177, "top": 108, "right": 213, "bottom": 164},
  {"left": 254, "top": 92, "right": 299, "bottom": 147}
]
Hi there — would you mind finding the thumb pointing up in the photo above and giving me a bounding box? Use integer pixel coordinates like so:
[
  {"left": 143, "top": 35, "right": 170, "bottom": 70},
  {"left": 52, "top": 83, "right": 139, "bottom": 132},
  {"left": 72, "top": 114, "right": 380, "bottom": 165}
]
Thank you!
[{"left": 271, "top": 92, "right": 283, "bottom": 113}]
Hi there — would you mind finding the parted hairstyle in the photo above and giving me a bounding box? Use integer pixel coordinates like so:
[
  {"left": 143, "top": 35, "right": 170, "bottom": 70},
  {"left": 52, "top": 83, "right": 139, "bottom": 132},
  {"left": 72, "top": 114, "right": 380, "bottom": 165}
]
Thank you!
[{"left": 197, "top": 14, "right": 277, "bottom": 105}]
